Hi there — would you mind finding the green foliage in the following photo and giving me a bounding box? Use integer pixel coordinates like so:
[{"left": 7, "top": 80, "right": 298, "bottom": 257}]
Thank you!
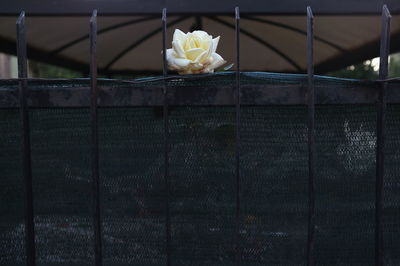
[
  {"left": 329, "top": 60, "right": 378, "bottom": 80},
  {"left": 329, "top": 52, "right": 400, "bottom": 80},
  {"left": 28, "top": 60, "right": 81, "bottom": 78},
  {"left": 389, "top": 52, "right": 400, "bottom": 78}
]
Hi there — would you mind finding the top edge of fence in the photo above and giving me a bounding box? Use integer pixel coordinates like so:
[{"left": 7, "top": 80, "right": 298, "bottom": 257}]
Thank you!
[{"left": 0, "top": 72, "right": 399, "bottom": 86}]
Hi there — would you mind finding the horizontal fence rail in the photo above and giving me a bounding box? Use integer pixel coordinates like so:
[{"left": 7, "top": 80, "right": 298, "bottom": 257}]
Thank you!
[
  {"left": 0, "top": 5, "right": 398, "bottom": 266},
  {"left": 0, "top": 75, "right": 400, "bottom": 108}
]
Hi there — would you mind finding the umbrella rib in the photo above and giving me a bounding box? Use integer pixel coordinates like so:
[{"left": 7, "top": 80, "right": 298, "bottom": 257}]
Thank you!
[
  {"left": 50, "top": 16, "right": 158, "bottom": 55},
  {"left": 207, "top": 16, "right": 303, "bottom": 72},
  {"left": 242, "top": 15, "right": 345, "bottom": 52},
  {"left": 104, "top": 16, "right": 189, "bottom": 71}
]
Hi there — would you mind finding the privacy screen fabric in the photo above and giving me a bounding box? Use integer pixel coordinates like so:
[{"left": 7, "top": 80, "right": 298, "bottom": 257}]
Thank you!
[{"left": 1, "top": 74, "right": 400, "bottom": 265}]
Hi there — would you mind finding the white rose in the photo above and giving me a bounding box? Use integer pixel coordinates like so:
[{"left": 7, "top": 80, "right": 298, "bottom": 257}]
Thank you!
[{"left": 165, "top": 29, "right": 226, "bottom": 75}]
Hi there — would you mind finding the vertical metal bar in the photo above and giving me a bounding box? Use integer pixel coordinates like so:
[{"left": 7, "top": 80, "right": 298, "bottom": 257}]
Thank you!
[
  {"left": 306, "top": 6, "right": 316, "bottom": 266},
  {"left": 162, "top": 8, "right": 171, "bottom": 266},
  {"left": 375, "top": 5, "right": 391, "bottom": 266},
  {"left": 234, "top": 6, "right": 241, "bottom": 266},
  {"left": 90, "top": 10, "right": 103, "bottom": 266},
  {"left": 16, "top": 11, "right": 36, "bottom": 266}
]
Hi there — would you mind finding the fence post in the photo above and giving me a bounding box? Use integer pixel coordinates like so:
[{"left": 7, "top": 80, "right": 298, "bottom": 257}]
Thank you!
[
  {"left": 375, "top": 5, "right": 391, "bottom": 266},
  {"left": 16, "top": 11, "right": 36, "bottom": 266},
  {"left": 89, "top": 9, "right": 103, "bottom": 266},
  {"left": 234, "top": 6, "right": 241, "bottom": 266},
  {"left": 162, "top": 8, "right": 171, "bottom": 266},
  {"left": 306, "top": 6, "right": 316, "bottom": 266}
]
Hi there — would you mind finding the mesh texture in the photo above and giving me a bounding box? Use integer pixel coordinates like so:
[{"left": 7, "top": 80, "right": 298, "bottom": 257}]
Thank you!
[{"left": 1, "top": 73, "right": 400, "bottom": 265}]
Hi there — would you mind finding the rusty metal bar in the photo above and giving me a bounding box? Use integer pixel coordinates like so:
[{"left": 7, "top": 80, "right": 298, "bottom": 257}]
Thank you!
[
  {"left": 234, "top": 6, "right": 241, "bottom": 266},
  {"left": 375, "top": 5, "right": 391, "bottom": 266},
  {"left": 16, "top": 11, "right": 36, "bottom": 266},
  {"left": 89, "top": 10, "right": 103, "bottom": 266},
  {"left": 306, "top": 6, "right": 315, "bottom": 266},
  {"left": 162, "top": 7, "right": 171, "bottom": 266}
]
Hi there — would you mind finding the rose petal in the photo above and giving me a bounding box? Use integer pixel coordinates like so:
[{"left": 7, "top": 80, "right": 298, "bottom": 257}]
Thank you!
[
  {"left": 166, "top": 48, "right": 174, "bottom": 57},
  {"left": 172, "top": 40, "right": 185, "bottom": 58},
  {"left": 201, "top": 39, "right": 212, "bottom": 51},
  {"left": 185, "top": 48, "right": 205, "bottom": 61},
  {"left": 193, "top": 31, "right": 212, "bottom": 51},
  {"left": 211, "top": 36, "right": 220, "bottom": 54},
  {"left": 166, "top": 48, "right": 176, "bottom": 66},
  {"left": 188, "top": 38, "right": 196, "bottom": 49},
  {"left": 194, "top": 50, "right": 208, "bottom": 63},
  {"left": 166, "top": 48, "right": 178, "bottom": 70},
  {"left": 190, "top": 62, "right": 204, "bottom": 70},
  {"left": 206, "top": 39, "right": 213, "bottom": 58},
  {"left": 191, "top": 30, "right": 209, "bottom": 39},
  {"left": 173, "top": 29, "right": 186, "bottom": 43},
  {"left": 172, "top": 58, "right": 191, "bottom": 68},
  {"left": 208, "top": 52, "right": 226, "bottom": 70}
]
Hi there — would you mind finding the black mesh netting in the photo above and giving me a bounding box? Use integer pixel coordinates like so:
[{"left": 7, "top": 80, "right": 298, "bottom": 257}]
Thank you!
[{"left": 1, "top": 74, "right": 400, "bottom": 265}]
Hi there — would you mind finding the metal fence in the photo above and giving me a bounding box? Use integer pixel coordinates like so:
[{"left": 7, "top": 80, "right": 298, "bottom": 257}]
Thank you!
[{"left": 0, "top": 5, "right": 396, "bottom": 266}]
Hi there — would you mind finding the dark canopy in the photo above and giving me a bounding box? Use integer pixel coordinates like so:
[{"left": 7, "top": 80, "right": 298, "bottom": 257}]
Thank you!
[{"left": 0, "top": 0, "right": 399, "bottom": 75}]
